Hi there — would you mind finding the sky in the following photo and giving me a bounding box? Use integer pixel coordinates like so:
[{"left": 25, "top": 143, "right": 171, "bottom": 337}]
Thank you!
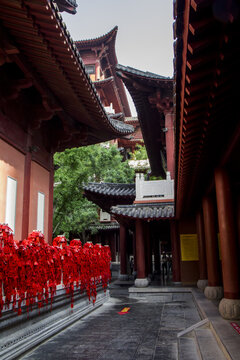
[{"left": 62, "top": 0, "right": 174, "bottom": 116}]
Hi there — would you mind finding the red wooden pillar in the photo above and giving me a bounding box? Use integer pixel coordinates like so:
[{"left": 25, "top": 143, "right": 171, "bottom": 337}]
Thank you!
[
  {"left": 196, "top": 211, "right": 208, "bottom": 290},
  {"left": 48, "top": 154, "right": 54, "bottom": 244},
  {"left": 145, "top": 222, "right": 152, "bottom": 278},
  {"left": 135, "top": 219, "right": 148, "bottom": 287},
  {"left": 95, "top": 59, "right": 100, "bottom": 80},
  {"left": 109, "top": 231, "right": 116, "bottom": 262},
  {"left": 94, "top": 233, "right": 100, "bottom": 244},
  {"left": 132, "top": 231, "right": 137, "bottom": 272},
  {"left": 116, "top": 229, "right": 120, "bottom": 261},
  {"left": 170, "top": 220, "right": 181, "bottom": 283},
  {"left": 215, "top": 168, "right": 240, "bottom": 319},
  {"left": 202, "top": 196, "right": 223, "bottom": 300},
  {"left": 119, "top": 224, "right": 128, "bottom": 280},
  {"left": 153, "top": 238, "right": 160, "bottom": 273},
  {"left": 21, "top": 134, "right": 32, "bottom": 240},
  {"left": 165, "top": 110, "right": 175, "bottom": 180},
  {"left": 237, "top": 195, "right": 240, "bottom": 251}
]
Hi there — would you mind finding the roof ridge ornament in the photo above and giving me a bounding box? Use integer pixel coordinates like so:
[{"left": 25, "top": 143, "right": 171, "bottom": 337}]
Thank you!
[{"left": 53, "top": 0, "right": 78, "bottom": 14}]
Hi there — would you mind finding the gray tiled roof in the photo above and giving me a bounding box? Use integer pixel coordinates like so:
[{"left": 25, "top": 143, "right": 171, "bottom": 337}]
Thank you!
[
  {"left": 84, "top": 183, "right": 135, "bottom": 198},
  {"left": 75, "top": 26, "right": 118, "bottom": 46},
  {"left": 89, "top": 222, "right": 120, "bottom": 231},
  {"left": 116, "top": 65, "right": 170, "bottom": 80},
  {"left": 111, "top": 203, "right": 174, "bottom": 220}
]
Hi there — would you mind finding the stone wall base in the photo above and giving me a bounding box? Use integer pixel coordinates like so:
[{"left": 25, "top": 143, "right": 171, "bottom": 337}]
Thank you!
[{"left": 0, "top": 286, "right": 109, "bottom": 360}]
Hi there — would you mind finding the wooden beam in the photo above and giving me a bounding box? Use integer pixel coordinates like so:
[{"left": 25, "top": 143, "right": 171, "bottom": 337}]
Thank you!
[
  {"left": 12, "top": 54, "right": 63, "bottom": 114},
  {"left": 190, "top": 0, "right": 212, "bottom": 12},
  {"left": 189, "top": 17, "right": 215, "bottom": 35},
  {"left": 188, "top": 36, "right": 216, "bottom": 54},
  {"left": 186, "top": 67, "right": 215, "bottom": 84},
  {"left": 0, "top": 77, "right": 33, "bottom": 101},
  {"left": 187, "top": 52, "right": 216, "bottom": 71}
]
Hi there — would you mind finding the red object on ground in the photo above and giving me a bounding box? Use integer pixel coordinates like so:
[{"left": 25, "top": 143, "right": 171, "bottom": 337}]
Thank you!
[
  {"left": 118, "top": 307, "right": 130, "bottom": 315},
  {"left": 231, "top": 322, "right": 240, "bottom": 335}
]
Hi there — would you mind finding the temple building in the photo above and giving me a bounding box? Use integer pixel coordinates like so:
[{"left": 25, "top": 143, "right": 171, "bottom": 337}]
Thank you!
[
  {"left": 0, "top": 0, "right": 133, "bottom": 243},
  {"left": 118, "top": 117, "right": 144, "bottom": 157},
  {"left": 84, "top": 0, "right": 240, "bottom": 320},
  {"left": 2, "top": 0, "right": 239, "bottom": 322},
  {"left": 84, "top": 183, "right": 135, "bottom": 265},
  {"left": 75, "top": 28, "right": 144, "bottom": 158},
  {"left": 75, "top": 26, "right": 131, "bottom": 117},
  {"left": 84, "top": 66, "right": 175, "bottom": 286},
  {"left": 174, "top": 0, "right": 240, "bottom": 319},
  {"left": 116, "top": 65, "right": 174, "bottom": 179},
  {"left": 85, "top": 0, "right": 240, "bottom": 320}
]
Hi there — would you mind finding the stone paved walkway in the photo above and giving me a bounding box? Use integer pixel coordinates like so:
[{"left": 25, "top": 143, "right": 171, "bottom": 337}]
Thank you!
[{"left": 21, "top": 286, "right": 201, "bottom": 360}]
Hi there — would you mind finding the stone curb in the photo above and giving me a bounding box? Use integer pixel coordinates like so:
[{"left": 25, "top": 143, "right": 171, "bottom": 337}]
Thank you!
[{"left": 0, "top": 289, "right": 109, "bottom": 360}]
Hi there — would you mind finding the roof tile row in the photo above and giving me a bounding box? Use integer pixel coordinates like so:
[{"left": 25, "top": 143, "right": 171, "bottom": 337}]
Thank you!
[
  {"left": 111, "top": 203, "right": 174, "bottom": 220},
  {"left": 84, "top": 183, "right": 135, "bottom": 198}
]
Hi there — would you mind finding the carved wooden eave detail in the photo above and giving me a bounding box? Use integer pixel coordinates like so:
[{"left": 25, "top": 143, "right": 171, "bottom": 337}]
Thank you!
[
  {"left": 148, "top": 91, "right": 173, "bottom": 115},
  {"left": 0, "top": 0, "right": 134, "bottom": 155},
  {"left": 116, "top": 64, "right": 173, "bottom": 177},
  {"left": 0, "top": 78, "right": 33, "bottom": 101},
  {"left": 0, "top": 26, "right": 19, "bottom": 66}
]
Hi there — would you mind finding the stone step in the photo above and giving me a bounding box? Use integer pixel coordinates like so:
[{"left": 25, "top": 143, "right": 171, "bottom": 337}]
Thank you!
[
  {"left": 177, "top": 318, "right": 229, "bottom": 360},
  {"left": 195, "top": 328, "right": 228, "bottom": 360},
  {"left": 178, "top": 337, "right": 201, "bottom": 360}
]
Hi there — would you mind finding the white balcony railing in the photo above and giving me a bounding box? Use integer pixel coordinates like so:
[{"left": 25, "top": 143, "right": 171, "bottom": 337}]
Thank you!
[{"left": 135, "top": 172, "right": 174, "bottom": 202}]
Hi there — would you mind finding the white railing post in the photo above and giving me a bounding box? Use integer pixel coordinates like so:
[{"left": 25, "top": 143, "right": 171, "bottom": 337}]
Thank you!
[
  {"left": 135, "top": 173, "right": 174, "bottom": 202},
  {"left": 135, "top": 173, "right": 145, "bottom": 201}
]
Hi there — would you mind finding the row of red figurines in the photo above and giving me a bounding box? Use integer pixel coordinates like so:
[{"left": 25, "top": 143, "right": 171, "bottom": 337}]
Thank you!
[{"left": 0, "top": 224, "right": 111, "bottom": 316}]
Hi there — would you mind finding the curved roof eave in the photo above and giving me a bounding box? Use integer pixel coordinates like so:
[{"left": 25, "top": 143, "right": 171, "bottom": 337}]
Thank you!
[
  {"left": 0, "top": 1, "right": 133, "bottom": 139},
  {"left": 76, "top": 29, "right": 132, "bottom": 117},
  {"left": 75, "top": 26, "right": 118, "bottom": 48},
  {"left": 116, "top": 64, "right": 172, "bottom": 81},
  {"left": 116, "top": 64, "right": 174, "bottom": 176},
  {"left": 55, "top": 0, "right": 78, "bottom": 14},
  {"left": 84, "top": 183, "right": 135, "bottom": 198}
]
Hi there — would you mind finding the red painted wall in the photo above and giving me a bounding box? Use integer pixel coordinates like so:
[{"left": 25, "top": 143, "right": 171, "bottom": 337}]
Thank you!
[
  {"left": 0, "top": 139, "right": 25, "bottom": 240},
  {"left": 29, "top": 161, "right": 50, "bottom": 241}
]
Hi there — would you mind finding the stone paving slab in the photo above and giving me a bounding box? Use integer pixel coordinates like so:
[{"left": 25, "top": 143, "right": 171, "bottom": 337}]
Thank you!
[{"left": 20, "top": 291, "right": 201, "bottom": 360}]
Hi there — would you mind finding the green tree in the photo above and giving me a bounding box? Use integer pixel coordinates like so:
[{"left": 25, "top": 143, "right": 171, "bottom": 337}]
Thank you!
[
  {"left": 130, "top": 144, "right": 148, "bottom": 160},
  {"left": 53, "top": 144, "right": 134, "bottom": 239}
]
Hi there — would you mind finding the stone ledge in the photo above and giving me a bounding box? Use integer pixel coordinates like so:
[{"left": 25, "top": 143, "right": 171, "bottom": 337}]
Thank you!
[
  {"left": 0, "top": 287, "right": 109, "bottom": 360},
  {"left": 192, "top": 289, "right": 240, "bottom": 360},
  {"left": 128, "top": 286, "right": 191, "bottom": 293}
]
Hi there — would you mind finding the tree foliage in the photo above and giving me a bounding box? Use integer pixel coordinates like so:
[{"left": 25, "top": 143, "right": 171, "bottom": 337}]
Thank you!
[
  {"left": 53, "top": 144, "right": 135, "bottom": 239},
  {"left": 130, "top": 144, "right": 148, "bottom": 160}
]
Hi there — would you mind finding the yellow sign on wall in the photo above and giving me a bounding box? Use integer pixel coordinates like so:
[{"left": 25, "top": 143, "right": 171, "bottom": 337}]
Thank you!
[{"left": 180, "top": 234, "right": 199, "bottom": 261}]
